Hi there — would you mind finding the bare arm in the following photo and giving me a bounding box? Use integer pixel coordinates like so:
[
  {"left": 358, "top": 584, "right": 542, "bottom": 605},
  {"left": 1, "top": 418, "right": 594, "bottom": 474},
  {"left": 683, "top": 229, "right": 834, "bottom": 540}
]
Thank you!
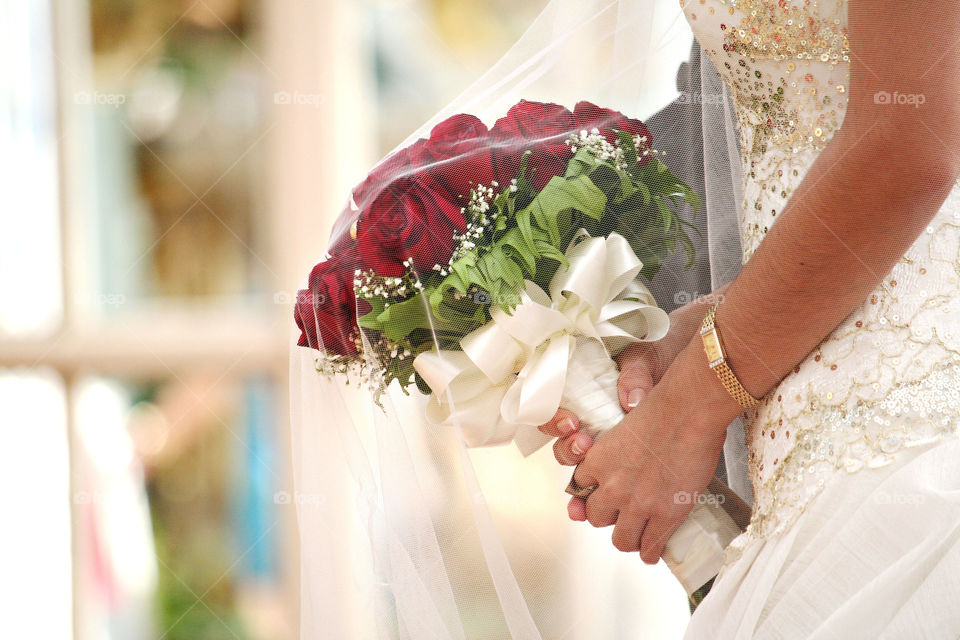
[
  {"left": 575, "top": 0, "right": 960, "bottom": 562},
  {"left": 672, "top": 0, "right": 960, "bottom": 428}
]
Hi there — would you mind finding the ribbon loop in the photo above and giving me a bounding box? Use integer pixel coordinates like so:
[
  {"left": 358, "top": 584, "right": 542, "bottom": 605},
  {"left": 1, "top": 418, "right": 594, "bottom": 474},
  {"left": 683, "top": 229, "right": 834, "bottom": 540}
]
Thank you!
[{"left": 413, "top": 232, "right": 669, "bottom": 454}]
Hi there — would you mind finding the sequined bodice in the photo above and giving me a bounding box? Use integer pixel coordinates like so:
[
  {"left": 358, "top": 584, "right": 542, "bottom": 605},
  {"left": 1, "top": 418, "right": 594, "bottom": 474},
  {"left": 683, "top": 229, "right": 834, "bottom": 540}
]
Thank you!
[{"left": 683, "top": 0, "right": 960, "bottom": 551}]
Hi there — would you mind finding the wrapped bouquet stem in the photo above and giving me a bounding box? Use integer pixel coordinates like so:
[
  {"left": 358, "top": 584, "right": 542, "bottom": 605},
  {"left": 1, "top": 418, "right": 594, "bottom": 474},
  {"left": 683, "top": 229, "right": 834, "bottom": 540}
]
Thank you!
[
  {"left": 413, "top": 230, "right": 748, "bottom": 595},
  {"left": 561, "top": 337, "right": 750, "bottom": 595}
]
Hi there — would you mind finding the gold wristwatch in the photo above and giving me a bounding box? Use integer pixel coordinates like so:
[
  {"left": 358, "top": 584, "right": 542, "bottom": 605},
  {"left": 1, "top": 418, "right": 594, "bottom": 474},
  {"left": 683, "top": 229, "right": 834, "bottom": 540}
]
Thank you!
[{"left": 700, "top": 303, "right": 760, "bottom": 409}]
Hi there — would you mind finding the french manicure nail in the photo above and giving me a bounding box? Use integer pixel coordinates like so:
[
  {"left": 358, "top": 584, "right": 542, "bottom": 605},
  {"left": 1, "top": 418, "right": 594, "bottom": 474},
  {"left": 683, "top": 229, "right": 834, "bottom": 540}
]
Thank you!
[
  {"left": 571, "top": 439, "right": 584, "bottom": 456},
  {"left": 627, "top": 388, "right": 645, "bottom": 408},
  {"left": 558, "top": 417, "right": 576, "bottom": 435}
]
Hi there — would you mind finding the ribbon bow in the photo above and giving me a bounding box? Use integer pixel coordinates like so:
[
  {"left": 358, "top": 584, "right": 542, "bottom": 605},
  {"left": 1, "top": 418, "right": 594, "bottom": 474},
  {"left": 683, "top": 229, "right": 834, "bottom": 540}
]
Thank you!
[{"left": 413, "top": 232, "right": 669, "bottom": 455}]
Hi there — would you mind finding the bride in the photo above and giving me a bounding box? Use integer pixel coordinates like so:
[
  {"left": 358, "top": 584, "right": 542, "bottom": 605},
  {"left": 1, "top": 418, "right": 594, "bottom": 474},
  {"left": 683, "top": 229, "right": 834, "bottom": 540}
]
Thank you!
[
  {"left": 291, "top": 0, "right": 960, "bottom": 637},
  {"left": 541, "top": 0, "right": 960, "bottom": 636}
]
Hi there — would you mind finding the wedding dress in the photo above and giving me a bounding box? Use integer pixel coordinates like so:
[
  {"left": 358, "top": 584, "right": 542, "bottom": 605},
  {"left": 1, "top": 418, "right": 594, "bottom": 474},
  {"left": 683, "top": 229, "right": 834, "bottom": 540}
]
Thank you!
[{"left": 681, "top": 1, "right": 960, "bottom": 637}]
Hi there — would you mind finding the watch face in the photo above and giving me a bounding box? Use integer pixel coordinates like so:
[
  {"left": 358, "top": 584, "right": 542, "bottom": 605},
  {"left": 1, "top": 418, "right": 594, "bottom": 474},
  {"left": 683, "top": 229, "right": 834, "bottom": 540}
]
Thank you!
[{"left": 702, "top": 328, "right": 725, "bottom": 367}]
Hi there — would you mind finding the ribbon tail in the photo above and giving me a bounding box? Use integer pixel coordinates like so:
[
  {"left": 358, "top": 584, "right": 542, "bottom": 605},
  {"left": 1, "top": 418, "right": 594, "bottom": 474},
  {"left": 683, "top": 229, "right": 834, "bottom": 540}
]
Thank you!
[{"left": 501, "top": 334, "right": 573, "bottom": 427}]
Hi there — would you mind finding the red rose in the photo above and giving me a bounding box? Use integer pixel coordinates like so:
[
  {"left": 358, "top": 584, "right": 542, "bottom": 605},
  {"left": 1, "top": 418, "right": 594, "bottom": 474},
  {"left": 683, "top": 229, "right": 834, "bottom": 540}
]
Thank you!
[
  {"left": 352, "top": 139, "right": 431, "bottom": 212},
  {"left": 491, "top": 100, "right": 577, "bottom": 191},
  {"left": 422, "top": 114, "right": 494, "bottom": 202},
  {"left": 326, "top": 204, "right": 360, "bottom": 257},
  {"left": 573, "top": 101, "right": 653, "bottom": 163},
  {"left": 294, "top": 253, "right": 363, "bottom": 355},
  {"left": 355, "top": 174, "right": 466, "bottom": 276}
]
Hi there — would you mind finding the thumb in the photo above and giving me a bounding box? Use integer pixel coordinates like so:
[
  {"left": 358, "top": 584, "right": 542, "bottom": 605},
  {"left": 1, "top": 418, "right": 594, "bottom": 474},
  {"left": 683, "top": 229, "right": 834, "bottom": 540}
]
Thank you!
[{"left": 618, "top": 358, "right": 654, "bottom": 411}]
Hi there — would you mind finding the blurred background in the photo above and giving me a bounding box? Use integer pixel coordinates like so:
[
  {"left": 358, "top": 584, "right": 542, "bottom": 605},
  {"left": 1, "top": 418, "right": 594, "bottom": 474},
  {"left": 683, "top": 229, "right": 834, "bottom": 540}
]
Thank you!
[{"left": 0, "top": 0, "right": 692, "bottom": 638}]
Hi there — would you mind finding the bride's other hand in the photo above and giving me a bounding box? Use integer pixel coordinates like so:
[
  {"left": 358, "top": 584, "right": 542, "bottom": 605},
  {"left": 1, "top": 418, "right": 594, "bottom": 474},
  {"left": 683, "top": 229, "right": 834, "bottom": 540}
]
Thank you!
[
  {"left": 572, "top": 338, "right": 743, "bottom": 562},
  {"left": 537, "top": 342, "right": 660, "bottom": 467},
  {"left": 536, "top": 287, "right": 730, "bottom": 468}
]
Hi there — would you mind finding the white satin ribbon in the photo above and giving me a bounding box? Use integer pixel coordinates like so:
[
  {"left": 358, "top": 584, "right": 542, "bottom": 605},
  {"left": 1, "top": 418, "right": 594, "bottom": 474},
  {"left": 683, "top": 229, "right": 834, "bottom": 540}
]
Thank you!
[{"left": 413, "top": 231, "right": 669, "bottom": 455}]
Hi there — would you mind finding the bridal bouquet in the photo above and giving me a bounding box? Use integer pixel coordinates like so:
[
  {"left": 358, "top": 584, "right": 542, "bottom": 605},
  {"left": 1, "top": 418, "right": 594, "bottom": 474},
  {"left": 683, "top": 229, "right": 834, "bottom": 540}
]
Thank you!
[{"left": 295, "top": 100, "right": 742, "bottom": 594}]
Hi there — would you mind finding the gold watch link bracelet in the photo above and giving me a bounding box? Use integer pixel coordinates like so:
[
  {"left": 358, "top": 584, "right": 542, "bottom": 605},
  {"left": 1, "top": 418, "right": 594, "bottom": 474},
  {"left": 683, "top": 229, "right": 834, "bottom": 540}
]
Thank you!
[{"left": 700, "top": 302, "right": 760, "bottom": 410}]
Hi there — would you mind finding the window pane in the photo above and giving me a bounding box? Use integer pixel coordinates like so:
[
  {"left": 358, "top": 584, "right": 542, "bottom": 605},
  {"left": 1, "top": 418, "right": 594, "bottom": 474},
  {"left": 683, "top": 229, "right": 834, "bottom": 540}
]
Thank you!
[
  {"left": 0, "top": 0, "right": 62, "bottom": 336},
  {"left": 72, "top": 0, "right": 270, "bottom": 314},
  {"left": 73, "top": 373, "right": 287, "bottom": 640},
  {"left": 0, "top": 369, "right": 71, "bottom": 638}
]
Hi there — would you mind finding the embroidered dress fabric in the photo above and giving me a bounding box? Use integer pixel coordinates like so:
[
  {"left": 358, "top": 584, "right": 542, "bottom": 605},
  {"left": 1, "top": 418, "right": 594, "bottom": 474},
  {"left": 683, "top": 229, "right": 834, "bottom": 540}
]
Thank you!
[{"left": 682, "top": 1, "right": 960, "bottom": 637}]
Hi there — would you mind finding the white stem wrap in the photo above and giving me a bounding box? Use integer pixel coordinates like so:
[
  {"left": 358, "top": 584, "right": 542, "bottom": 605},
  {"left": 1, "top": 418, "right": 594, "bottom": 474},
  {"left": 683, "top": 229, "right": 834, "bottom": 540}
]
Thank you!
[
  {"left": 557, "top": 337, "right": 624, "bottom": 434},
  {"left": 562, "top": 336, "right": 744, "bottom": 596}
]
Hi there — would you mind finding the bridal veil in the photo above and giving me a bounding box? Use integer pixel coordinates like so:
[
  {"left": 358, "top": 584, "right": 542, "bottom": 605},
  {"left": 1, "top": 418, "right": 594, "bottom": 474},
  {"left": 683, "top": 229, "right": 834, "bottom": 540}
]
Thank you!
[{"left": 290, "top": 1, "right": 747, "bottom": 637}]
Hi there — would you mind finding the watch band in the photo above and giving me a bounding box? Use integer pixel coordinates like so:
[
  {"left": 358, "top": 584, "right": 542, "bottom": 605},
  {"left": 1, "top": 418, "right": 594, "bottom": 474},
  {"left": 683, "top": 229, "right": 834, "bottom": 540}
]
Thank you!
[{"left": 700, "top": 303, "right": 760, "bottom": 409}]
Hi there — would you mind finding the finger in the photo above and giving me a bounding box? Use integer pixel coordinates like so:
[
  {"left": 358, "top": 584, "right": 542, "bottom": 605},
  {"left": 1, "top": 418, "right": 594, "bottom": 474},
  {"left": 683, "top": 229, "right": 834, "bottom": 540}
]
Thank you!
[
  {"left": 618, "top": 359, "right": 655, "bottom": 411},
  {"left": 552, "top": 432, "right": 594, "bottom": 466},
  {"left": 639, "top": 513, "right": 681, "bottom": 565},
  {"left": 585, "top": 491, "right": 618, "bottom": 528},
  {"left": 567, "top": 497, "right": 587, "bottom": 521},
  {"left": 538, "top": 409, "right": 580, "bottom": 438},
  {"left": 571, "top": 450, "right": 599, "bottom": 489},
  {"left": 610, "top": 509, "right": 647, "bottom": 553}
]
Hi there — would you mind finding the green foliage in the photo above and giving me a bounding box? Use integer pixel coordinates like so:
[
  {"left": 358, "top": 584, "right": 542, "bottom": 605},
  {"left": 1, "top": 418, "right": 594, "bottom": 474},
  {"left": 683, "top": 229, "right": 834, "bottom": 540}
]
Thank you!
[{"left": 354, "top": 131, "right": 701, "bottom": 391}]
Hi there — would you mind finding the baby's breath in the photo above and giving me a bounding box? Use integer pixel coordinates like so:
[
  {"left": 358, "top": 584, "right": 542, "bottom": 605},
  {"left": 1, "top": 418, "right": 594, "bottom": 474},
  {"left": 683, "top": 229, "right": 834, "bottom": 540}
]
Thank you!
[
  {"left": 435, "top": 183, "right": 501, "bottom": 276},
  {"left": 354, "top": 265, "right": 414, "bottom": 300},
  {"left": 566, "top": 128, "right": 663, "bottom": 170}
]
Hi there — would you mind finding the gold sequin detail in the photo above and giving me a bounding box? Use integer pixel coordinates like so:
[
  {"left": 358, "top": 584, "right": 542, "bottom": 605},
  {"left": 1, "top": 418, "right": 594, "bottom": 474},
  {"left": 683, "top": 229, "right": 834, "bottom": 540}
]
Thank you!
[
  {"left": 685, "top": 0, "right": 850, "bottom": 161},
  {"left": 683, "top": 1, "right": 960, "bottom": 566},
  {"left": 727, "top": 360, "right": 960, "bottom": 565}
]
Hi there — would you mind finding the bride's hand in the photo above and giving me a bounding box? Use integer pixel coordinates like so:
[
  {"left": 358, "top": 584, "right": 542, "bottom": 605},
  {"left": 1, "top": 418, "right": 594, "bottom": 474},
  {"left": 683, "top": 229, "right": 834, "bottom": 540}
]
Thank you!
[
  {"left": 537, "top": 341, "right": 661, "bottom": 467},
  {"left": 537, "top": 341, "right": 672, "bottom": 521},
  {"left": 572, "top": 338, "right": 741, "bottom": 562},
  {"left": 536, "top": 291, "right": 727, "bottom": 469}
]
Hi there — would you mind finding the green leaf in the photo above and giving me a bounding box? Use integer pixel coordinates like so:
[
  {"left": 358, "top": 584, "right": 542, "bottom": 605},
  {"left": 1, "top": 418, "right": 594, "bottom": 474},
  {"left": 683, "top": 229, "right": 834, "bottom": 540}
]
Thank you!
[
  {"left": 521, "top": 174, "right": 607, "bottom": 247},
  {"left": 357, "top": 298, "right": 387, "bottom": 330},
  {"left": 677, "top": 229, "right": 697, "bottom": 269},
  {"left": 414, "top": 372, "right": 432, "bottom": 395},
  {"left": 656, "top": 199, "right": 674, "bottom": 233},
  {"left": 375, "top": 295, "right": 431, "bottom": 343},
  {"left": 617, "top": 130, "right": 640, "bottom": 173},
  {"left": 499, "top": 227, "right": 538, "bottom": 275}
]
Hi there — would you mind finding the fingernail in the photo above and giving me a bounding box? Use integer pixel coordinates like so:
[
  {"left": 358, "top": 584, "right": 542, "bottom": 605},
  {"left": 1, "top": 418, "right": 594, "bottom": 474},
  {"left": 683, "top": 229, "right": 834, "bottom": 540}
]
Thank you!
[
  {"left": 627, "top": 388, "right": 645, "bottom": 408},
  {"left": 558, "top": 417, "right": 577, "bottom": 435},
  {"left": 571, "top": 439, "right": 584, "bottom": 456}
]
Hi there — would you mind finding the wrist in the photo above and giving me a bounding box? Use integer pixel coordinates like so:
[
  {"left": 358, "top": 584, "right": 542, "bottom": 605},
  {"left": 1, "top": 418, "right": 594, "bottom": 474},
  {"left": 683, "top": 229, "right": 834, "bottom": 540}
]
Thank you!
[
  {"left": 666, "top": 287, "right": 732, "bottom": 355},
  {"left": 664, "top": 336, "right": 747, "bottom": 438}
]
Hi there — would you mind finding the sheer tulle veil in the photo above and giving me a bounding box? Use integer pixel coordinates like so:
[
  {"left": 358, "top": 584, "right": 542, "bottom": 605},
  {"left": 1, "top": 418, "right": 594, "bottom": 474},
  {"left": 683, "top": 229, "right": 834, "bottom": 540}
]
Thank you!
[{"left": 290, "top": 1, "right": 747, "bottom": 637}]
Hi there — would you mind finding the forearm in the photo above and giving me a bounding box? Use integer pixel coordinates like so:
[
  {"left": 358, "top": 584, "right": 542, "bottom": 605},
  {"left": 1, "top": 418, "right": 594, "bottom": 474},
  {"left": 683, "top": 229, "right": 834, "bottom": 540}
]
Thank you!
[
  {"left": 704, "top": 0, "right": 960, "bottom": 409},
  {"left": 718, "top": 127, "right": 957, "bottom": 400},
  {"left": 667, "top": 125, "right": 960, "bottom": 432},
  {"left": 637, "top": 284, "right": 730, "bottom": 381},
  {"left": 654, "top": 135, "right": 958, "bottom": 440}
]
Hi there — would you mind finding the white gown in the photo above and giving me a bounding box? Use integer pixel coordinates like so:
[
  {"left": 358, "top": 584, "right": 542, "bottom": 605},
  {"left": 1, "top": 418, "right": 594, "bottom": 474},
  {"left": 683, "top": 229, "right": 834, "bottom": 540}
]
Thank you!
[{"left": 681, "top": 1, "right": 960, "bottom": 637}]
